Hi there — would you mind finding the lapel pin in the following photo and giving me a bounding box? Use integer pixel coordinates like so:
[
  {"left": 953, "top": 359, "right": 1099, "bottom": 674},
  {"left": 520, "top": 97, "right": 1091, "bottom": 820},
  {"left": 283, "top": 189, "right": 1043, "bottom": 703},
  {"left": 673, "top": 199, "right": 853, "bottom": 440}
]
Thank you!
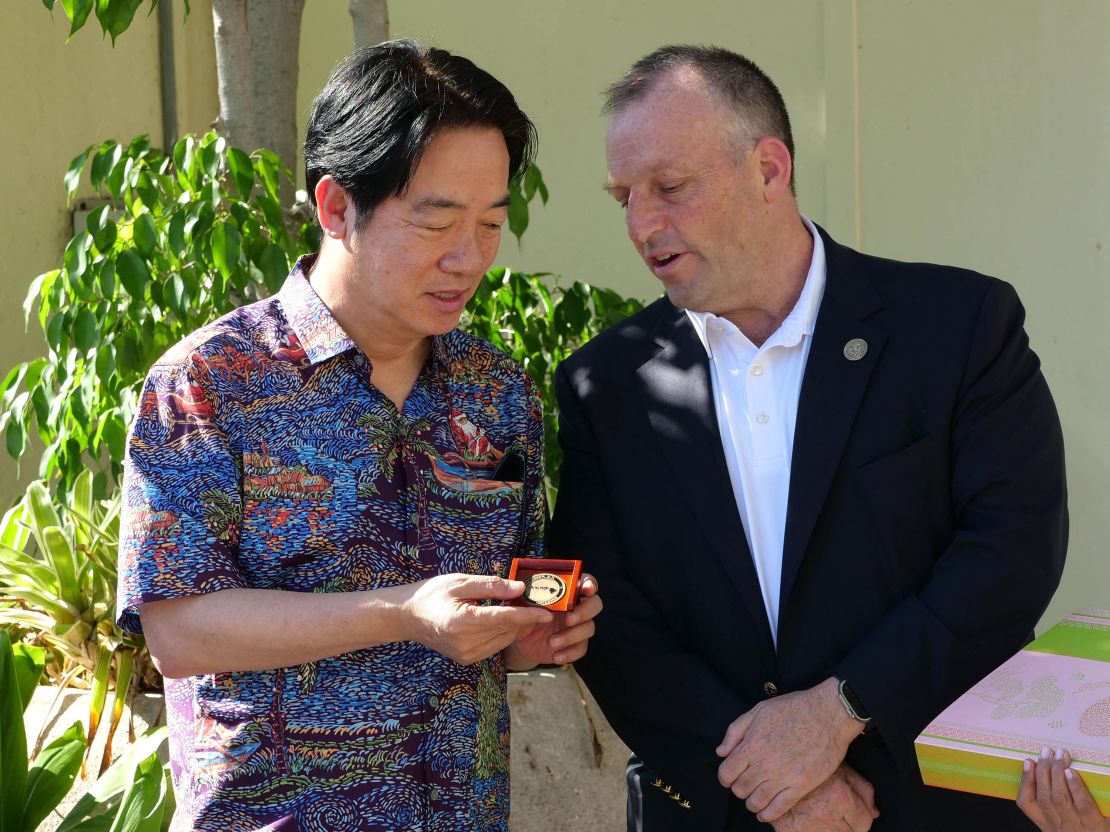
[{"left": 843, "top": 338, "right": 868, "bottom": 361}]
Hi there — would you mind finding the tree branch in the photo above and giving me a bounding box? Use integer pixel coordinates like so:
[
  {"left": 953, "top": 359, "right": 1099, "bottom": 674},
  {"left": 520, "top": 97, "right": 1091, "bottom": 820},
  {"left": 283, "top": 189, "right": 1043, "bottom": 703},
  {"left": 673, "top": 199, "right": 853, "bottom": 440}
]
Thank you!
[
  {"left": 212, "top": 0, "right": 258, "bottom": 154},
  {"left": 349, "top": 0, "right": 389, "bottom": 48}
]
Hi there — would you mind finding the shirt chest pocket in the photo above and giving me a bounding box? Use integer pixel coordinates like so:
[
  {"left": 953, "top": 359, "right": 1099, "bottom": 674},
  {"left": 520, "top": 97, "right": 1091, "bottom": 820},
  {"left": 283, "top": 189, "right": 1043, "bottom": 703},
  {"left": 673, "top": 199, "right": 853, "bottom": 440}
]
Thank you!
[{"left": 420, "top": 453, "right": 526, "bottom": 578}]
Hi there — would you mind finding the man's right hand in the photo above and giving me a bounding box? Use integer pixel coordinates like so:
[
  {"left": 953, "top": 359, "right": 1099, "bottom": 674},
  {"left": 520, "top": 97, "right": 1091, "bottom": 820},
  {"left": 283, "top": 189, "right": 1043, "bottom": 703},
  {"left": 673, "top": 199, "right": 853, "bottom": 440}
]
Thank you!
[
  {"left": 395, "top": 574, "right": 553, "bottom": 665},
  {"left": 770, "top": 765, "right": 879, "bottom": 832}
]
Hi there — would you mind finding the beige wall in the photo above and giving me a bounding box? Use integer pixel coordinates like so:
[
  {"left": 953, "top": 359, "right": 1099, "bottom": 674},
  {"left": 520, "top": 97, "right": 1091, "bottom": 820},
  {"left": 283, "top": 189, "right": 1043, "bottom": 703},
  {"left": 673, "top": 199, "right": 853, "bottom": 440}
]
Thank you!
[
  {"left": 1, "top": 0, "right": 1106, "bottom": 622},
  {"left": 853, "top": 1, "right": 1110, "bottom": 626}
]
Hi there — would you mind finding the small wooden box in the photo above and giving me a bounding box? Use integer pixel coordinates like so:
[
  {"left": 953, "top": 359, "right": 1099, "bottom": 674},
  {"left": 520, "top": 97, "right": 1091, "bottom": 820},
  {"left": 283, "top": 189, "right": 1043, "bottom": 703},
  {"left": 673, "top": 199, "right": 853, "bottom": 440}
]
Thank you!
[{"left": 507, "top": 557, "right": 583, "bottom": 613}]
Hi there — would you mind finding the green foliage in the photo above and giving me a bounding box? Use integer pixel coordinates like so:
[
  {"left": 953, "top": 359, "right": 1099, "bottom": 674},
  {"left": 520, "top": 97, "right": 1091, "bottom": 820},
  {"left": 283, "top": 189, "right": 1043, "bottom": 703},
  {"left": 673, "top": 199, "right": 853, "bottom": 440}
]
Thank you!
[
  {"left": 43, "top": 0, "right": 190, "bottom": 45},
  {"left": 0, "top": 630, "right": 170, "bottom": 831},
  {"left": 3, "top": 130, "right": 641, "bottom": 506},
  {"left": 0, "top": 473, "right": 151, "bottom": 774},
  {"left": 461, "top": 271, "right": 643, "bottom": 505},
  {"left": 2, "top": 133, "right": 304, "bottom": 496},
  {"left": 507, "top": 164, "right": 549, "bottom": 245}
]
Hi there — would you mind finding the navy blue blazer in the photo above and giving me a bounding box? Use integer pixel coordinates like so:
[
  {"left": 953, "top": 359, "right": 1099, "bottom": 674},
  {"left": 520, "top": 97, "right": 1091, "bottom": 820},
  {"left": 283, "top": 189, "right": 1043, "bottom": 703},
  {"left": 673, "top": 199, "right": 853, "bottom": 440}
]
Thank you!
[{"left": 550, "top": 227, "right": 1068, "bottom": 831}]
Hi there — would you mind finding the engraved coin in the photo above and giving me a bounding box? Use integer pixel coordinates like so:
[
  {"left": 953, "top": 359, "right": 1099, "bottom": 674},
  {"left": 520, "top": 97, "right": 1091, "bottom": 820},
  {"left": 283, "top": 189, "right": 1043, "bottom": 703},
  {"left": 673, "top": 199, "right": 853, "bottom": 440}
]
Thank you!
[
  {"left": 843, "top": 338, "right": 868, "bottom": 361},
  {"left": 522, "top": 572, "right": 567, "bottom": 606}
]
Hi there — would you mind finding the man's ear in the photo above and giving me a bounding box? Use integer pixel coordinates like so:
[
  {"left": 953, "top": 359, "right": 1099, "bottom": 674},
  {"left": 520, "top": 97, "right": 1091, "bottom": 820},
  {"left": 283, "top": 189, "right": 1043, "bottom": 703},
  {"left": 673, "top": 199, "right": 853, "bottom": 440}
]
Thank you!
[
  {"left": 752, "top": 137, "right": 793, "bottom": 204},
  {"left": 314, "top": 175, "right": 357, "bottom": 240}
]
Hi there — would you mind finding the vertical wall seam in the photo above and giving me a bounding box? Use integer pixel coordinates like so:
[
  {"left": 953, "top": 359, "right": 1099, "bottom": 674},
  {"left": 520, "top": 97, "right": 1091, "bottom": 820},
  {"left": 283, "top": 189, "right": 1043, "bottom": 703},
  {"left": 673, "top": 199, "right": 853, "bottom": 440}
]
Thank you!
[{"left": 852, "top": 0, "right": 862, "bottom": 250}]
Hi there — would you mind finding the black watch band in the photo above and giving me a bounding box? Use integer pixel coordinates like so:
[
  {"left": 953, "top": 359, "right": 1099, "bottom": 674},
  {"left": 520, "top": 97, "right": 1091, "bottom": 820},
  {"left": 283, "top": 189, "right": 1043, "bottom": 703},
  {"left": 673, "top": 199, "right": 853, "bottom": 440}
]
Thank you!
[{"left": 836, "top": 678, "right": 872, "bottom": 726}]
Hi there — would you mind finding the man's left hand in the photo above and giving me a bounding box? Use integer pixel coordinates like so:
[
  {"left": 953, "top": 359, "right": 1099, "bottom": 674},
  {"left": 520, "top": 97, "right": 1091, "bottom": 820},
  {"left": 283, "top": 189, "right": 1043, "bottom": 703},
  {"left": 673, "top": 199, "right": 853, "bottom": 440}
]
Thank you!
[
  {"left": 503, "top": 575, "right": 602, "bottom": 669},
  {"left": 716, "top": 677, "right": 864, "bottom": 822},
  {"left": 770, "top": 764, "right": 879, "bottom": 832}
]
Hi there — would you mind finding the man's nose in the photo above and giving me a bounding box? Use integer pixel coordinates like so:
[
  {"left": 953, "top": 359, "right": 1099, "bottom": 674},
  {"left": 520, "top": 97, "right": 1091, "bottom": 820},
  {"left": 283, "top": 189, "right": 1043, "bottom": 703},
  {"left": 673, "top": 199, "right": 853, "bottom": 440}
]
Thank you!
[
  {"left": 440, "top": 228, "right": 491, "bottom": 276},
  {"left": 625, "top": 193, "right": 664, "bottom": 248}
]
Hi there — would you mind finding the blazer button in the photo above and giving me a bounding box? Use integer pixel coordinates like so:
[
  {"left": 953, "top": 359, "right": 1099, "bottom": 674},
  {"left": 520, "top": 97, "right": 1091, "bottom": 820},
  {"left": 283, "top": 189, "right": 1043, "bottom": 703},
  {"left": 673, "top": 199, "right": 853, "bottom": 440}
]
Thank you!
[{"left": 763, "top": 682, "right": 780, "bottom": 698}]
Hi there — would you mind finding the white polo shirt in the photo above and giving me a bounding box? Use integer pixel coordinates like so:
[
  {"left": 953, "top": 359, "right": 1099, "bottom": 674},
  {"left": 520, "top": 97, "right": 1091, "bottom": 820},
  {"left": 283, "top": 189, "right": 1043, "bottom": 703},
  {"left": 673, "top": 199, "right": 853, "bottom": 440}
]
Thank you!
[{"left": 685, "top": 217, "right": 826, "bottom": 645}]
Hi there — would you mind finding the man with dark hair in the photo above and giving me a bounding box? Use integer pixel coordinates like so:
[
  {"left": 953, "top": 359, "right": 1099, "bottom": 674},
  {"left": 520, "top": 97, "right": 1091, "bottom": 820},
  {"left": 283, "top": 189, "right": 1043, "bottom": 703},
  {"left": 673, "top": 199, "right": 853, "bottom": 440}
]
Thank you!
[
  {"left": 551, "top": 44, "right": 1066, "bottom": 831},
  {"left": 117, "top": 40, "right": 601, "bottom": 831}
]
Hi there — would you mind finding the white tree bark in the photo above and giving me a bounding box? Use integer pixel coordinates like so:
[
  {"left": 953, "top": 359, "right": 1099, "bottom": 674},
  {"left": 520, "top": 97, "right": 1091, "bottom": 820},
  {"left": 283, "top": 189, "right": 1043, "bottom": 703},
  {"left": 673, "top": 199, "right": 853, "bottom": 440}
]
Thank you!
[
  {"left": 248, "top": 0, "right": 305, "bottom": 205},
  {"left": 350, "top": 0, "right": 389, "bottom": 48},
  {"left": 211, "top": 0, "right": 258, "bottom": 154}
]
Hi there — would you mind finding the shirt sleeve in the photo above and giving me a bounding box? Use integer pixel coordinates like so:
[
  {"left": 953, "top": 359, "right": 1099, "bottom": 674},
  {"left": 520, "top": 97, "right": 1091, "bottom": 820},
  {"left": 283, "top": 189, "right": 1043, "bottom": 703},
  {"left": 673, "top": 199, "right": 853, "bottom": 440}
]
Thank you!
[{"left": 116, "top": 351, "right": 245, "bottom": 634}]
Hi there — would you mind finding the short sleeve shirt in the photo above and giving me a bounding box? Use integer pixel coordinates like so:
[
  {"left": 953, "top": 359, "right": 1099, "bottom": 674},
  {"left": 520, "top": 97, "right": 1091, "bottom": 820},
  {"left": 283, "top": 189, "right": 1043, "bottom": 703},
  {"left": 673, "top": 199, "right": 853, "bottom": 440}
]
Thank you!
[{"left": 116, "top": 255, "right": 546, "bottom": 832}]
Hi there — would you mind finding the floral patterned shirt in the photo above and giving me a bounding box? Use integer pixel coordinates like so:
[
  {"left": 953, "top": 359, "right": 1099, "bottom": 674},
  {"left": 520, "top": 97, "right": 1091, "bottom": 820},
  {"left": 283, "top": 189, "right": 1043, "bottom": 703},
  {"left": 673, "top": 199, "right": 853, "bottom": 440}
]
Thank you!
[{"left": 116, "top": 256, "right": 545, "bottom": 832}]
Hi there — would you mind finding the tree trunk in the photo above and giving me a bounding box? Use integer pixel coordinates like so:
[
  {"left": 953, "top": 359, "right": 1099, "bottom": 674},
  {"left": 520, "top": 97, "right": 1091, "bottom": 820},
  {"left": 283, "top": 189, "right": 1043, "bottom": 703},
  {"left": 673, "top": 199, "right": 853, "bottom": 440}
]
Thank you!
[
  {"left": 211, "top": 0, "right": 258, "bottom": 154},
  {"left": 248, "top": 0, "right": 305, "bottom": 206},
  {"left": 350, "top": 0, "right": 389, "bottom": 48}
]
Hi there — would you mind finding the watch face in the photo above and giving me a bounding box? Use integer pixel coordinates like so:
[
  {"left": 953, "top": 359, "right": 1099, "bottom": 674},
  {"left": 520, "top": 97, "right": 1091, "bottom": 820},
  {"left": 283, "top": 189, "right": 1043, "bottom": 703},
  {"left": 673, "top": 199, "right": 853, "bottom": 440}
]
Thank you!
[{"left": 522, "top": 572, "right": 567, "bottom": 607}]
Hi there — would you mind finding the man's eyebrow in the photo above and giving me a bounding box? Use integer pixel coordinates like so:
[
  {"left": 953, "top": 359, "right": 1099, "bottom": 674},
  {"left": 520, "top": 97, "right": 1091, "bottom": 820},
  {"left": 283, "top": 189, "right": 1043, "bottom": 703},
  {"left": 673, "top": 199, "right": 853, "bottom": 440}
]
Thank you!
[
  {"left": 413, "top": 194, "right": 512, "bottom": 212},
  {"left": 602, "top": 183, "right": 624, "bottom": 196}
]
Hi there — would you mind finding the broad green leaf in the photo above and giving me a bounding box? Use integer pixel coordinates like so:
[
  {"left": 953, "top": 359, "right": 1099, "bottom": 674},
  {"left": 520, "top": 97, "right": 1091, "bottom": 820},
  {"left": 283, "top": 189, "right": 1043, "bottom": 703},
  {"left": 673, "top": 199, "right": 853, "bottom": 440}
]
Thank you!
[
  {"left": 211, "top": 223, "right": 240, "bottom": 280},
  {"left": 95, "top": 344, "right": 117, "bottom": 388},
  {"left": 6, "top": 417, "right": 26, "bottom": 460},
  {"left": 165, "top": 274, "right": 186, "bottom": 320},
  {"left": 226, "top": 147, "right": 254, "bottom": 199},
  {"left": 99, "top": 260, "right": 117, "bottom": 300},
  {"left": 172, "top": 137, "right": 194, "bottom": 191},
  {"left": 134, "top": 171, "right": 158, "bottom": 211},
  {"left": 23, "top": 721, "right": 85, "bottom": 832},
  {"left": 64, "top": 234, "right": 90, "bottom": 283},
  {"left": 11, "top": 643, "right": 46, "bottom": 712},
  {"left": 0, "top": 540, "right": 60, "bottom": 593},
  {"left": 64, "top": 146, "right": 93, "bottom": 197},
  {"left": 95, "top": 0, "right": 145, "bottom": 45},
  {"left": 75, "top": 308, "right": 99, "bottom": 353},
  {"left": 259, "top": 244, "right": 289, "bottom": 293},
  {"left": 26, "top": 479, "right": 63, "bottom": 557},
  {"left": 166, "top": 211, "right": 186, "bottom": 258},
  {"left": 57, "top": 728, "right": 167, "bottom": 832},
  {"left": 107, "top": 155, "right": 132, "bottom": 202},
  {"left": 61, "top": 0, "right": 94, "bottom": 37},
  {"left": 22, "top": 274, "right": 48, "bottom": 330},
  {"left": 115, "top": 251, "right": 151, "bottom": 299},
  {"left": 90, "top": 142, "right": 122, "bottom": 191},
  {"left": 254, "top": 194, "right": 283, "bottom": 231},
  {"left": 88, "top": 207, "right": 118, "bottom": 253},
  {"left": 199, "top": 141, "right": 219, "bottom": 181},
  {"left": 106, "top": 753, "right": 166, "bottom": 832},
  {"left": 0, "top": 498, "right": 29, "bottom": 550},
  {"left": 132, "top": 213, "right": 157, "bottom": 258},
  {"left": 254, "top": 150, "right": 282, "bottom": 197},
  {"left": 42, "top": 525, "right": 81, "bottom": 610},
  {"left": 507, "top": 189, "right": 529, "bottom": 244},
  {"left": 0, "top": 630, "right": 29, "bottom": 831}
]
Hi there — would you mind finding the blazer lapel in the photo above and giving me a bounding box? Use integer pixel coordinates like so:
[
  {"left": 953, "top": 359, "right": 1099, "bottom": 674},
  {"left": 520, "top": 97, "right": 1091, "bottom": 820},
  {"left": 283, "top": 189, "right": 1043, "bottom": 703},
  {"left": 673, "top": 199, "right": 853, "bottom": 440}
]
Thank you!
[
  {"left": 636, "top": 306, "right": 775, "bottom": 651},
  {"left": 780, "top": 231, "right": 886, "bottom": 617}
]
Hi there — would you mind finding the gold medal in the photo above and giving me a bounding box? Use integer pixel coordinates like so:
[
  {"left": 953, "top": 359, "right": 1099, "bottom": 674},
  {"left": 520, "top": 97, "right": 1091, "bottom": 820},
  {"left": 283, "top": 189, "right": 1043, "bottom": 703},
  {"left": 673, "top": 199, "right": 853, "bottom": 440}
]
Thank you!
[{"left": 522, "top": 572, "right": 567, "bottom": 606}]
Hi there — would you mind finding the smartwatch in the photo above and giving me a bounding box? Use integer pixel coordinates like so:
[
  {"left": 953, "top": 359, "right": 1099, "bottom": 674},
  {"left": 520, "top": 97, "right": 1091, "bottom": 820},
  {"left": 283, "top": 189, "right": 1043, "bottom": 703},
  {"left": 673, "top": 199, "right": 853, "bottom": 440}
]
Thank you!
[{"left": 836, "top": 678, "right": 873, "bottom": 729}]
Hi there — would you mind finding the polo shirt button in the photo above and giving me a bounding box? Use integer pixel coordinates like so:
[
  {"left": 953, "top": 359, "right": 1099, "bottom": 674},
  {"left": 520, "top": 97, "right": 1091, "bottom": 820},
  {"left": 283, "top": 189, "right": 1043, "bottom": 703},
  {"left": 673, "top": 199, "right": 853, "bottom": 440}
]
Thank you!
[
  {"left": 751, "top": 364, "right": 763, "bottom": 376},
  {"left": 409, "top": 512, "right": 420, "bottom": 526},
  {"left": 429, "top": 786, "right": 440, "bottom": 801},
  {"left": 427, "top": 695, "right": 440, "bottom": 709},
  {"left": 756, "top": 412, "right": 770, "bottom": 424},
  {"left": 763, "top": 682, "right": 779, "bottom": 697}
]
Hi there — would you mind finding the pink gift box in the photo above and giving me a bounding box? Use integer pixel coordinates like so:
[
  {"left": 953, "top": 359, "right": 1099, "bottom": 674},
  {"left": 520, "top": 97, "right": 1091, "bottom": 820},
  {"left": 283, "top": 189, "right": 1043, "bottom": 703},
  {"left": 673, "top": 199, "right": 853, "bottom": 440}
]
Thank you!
[{"left": 915, "top": 609, "right": 1110, "bottom": 815}]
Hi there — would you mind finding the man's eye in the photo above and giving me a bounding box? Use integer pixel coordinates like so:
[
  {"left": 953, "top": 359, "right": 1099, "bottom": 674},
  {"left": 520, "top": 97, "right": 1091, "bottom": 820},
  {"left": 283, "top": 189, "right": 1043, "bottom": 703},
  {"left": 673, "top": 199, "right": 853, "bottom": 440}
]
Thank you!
[
  {"left": 485, "top": 223, "right": 503, "bottom": 231},
  {"left": 422, "top": 225, "right": 449, "bottom": 232}
]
